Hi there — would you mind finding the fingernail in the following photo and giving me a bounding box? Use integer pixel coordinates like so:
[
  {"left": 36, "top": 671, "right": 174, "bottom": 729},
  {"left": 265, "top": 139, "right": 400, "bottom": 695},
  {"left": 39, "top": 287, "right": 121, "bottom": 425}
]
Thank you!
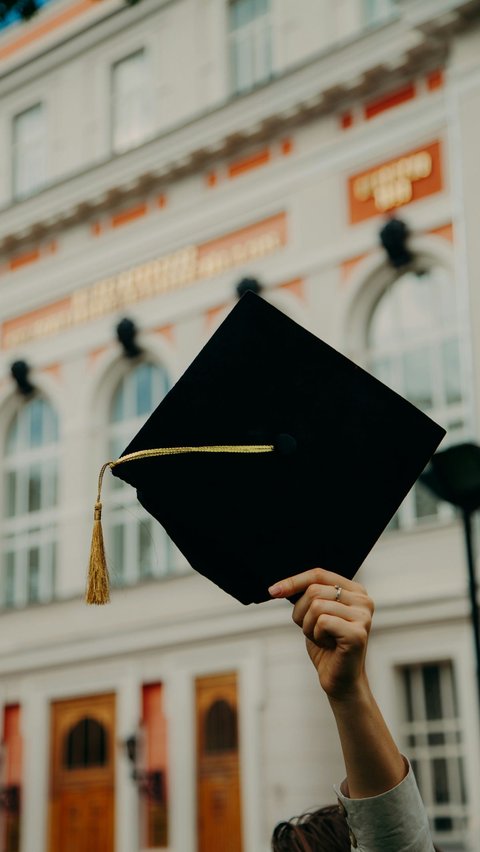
[{"left": 268, "top": 583, "right": 283, "bottom": 597}]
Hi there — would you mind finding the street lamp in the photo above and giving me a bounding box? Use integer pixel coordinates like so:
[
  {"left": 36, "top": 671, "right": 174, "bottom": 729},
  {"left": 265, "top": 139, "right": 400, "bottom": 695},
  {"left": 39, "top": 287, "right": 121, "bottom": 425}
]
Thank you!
[{"left": 420, "top": 442, "right": 480, "bottom": 710}]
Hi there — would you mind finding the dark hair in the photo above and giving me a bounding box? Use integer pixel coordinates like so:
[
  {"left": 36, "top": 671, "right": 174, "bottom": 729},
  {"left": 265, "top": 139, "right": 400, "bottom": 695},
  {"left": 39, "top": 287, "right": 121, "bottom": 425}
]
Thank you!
[
  {"left": 271, "top": 805, "right": 444, "bottom": 852},
  {"left": 271, "top": 805, "right": 351, "bottom": 852}
]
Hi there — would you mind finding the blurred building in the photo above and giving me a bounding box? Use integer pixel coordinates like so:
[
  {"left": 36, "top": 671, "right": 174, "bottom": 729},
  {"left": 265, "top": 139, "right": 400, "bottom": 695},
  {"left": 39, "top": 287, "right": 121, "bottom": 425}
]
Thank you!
[{"left": 0, "top": 0, "right": 480, "bottom": 850}]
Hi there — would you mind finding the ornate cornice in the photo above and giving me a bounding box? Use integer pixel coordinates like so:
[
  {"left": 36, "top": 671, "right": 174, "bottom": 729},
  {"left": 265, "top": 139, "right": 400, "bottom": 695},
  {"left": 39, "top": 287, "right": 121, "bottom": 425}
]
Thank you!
[{"left": 1, "top": 0, "right": 478, "bottom": 254}]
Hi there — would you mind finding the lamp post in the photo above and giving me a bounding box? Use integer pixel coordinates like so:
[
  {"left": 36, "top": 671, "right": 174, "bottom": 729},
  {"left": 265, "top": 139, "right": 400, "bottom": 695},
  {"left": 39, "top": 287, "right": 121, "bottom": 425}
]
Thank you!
[{"left": 420, "top": 442, "right": 480, "bottom": 711}]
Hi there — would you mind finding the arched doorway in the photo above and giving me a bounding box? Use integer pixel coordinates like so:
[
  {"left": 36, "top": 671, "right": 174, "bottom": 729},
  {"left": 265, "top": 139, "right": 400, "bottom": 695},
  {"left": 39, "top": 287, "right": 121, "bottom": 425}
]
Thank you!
[
  {"left": 196, "top": 673, "right": 242, "bottom": 852},
  {"left": 48, "top": 694, "right": 115, "bottom": 852}
]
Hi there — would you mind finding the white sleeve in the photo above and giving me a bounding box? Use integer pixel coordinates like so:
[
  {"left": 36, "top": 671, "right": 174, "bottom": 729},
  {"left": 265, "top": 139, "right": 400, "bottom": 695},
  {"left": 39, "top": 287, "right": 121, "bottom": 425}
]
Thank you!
[{"left": 333, "top": 760, "right": 435, "bottom": 852}]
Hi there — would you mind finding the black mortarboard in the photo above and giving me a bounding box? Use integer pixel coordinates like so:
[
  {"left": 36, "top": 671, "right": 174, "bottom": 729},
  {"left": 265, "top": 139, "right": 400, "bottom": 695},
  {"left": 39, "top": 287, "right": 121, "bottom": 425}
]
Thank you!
[{"left": 87, "top": 292, "right": 445, "bottom": 605}]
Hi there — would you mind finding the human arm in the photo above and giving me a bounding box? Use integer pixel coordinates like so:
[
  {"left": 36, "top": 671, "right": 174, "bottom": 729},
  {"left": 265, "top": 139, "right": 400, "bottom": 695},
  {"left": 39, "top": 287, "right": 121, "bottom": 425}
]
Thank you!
[
  {"left": 268, "top": 568, "right": 435, "bottom": 851},
  {"left": 269, "top": 567, "right": 406, "bottom": 798}
]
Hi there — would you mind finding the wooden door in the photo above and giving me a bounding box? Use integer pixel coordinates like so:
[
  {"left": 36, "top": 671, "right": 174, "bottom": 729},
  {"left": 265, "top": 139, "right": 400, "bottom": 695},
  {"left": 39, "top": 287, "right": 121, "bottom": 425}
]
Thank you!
[
  {"left": 48, "top": 693, "right": 115, "bottom": 852},
  {"left": 196, "top": 673, "right": 242, "bottom": 852}
]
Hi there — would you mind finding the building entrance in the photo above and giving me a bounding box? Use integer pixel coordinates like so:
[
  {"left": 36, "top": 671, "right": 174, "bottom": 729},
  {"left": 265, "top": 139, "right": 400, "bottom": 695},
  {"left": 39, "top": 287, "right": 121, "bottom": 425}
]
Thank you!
[
  {"left": 196, "top": 672, "right": 242, "bottom": 852},
  {"left": 48, "top": 693, "right": 115, "bottom": 852}
]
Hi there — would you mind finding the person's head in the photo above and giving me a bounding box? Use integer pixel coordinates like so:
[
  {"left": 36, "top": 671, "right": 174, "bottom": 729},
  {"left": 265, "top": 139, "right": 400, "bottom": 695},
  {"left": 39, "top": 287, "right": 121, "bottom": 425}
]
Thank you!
[
  {"left": 271, "top": 805, "right": 444, "bottom": 852},
  {"left": 271, "top": 805, "right": 350, "bottom": 852}
]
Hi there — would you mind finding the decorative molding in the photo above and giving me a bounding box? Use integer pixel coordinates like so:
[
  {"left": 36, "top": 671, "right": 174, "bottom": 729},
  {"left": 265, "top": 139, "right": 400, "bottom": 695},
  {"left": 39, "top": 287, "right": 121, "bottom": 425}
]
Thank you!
[{"left": 0, "top": 8, "right": 454, "bottom": 254}]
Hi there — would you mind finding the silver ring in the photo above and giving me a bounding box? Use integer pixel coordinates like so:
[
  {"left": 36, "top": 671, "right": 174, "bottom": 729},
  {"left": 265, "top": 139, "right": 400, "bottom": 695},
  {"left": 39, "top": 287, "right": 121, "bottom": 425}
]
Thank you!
[{"left": 334, "top": 585, "right": 342, "bottom": 602}]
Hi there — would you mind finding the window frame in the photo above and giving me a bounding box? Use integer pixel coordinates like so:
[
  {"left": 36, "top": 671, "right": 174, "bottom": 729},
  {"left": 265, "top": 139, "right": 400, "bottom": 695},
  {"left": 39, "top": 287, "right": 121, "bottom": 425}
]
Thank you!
[
  {"left": 228, "top": 0, "right": 273, "bottom": 96},
  {"left": 397, "top": 660, "right": 469, "bottom": 848},
  {"left": 106, "top": 362, "right": 172, "bottom": 587},
  {"left": 2, "top": 397, "right": 58, "bottom": 610},
  {"left": 12, "top": 101, "right": 47, "bottom": 201},
  {"left": 110, "top": 47, "right": 152, "bottom": 155},
  {"left": 355, "top": 258, "right": 470, "bottom": 531},
  {"left": 364, "top": 0, "right": 396, "bottom": 25}
]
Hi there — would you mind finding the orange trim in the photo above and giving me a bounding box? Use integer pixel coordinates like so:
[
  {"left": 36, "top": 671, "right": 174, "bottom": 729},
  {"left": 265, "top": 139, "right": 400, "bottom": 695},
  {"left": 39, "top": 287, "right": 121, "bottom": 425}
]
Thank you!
[
  {"left": 427, "top": 69, "right": 444, "bottom": 92},
  {"left": 281, "top": 138, "right": 294, "bottom": 156},
  {"left": 205, "top": 304, "right": 228, "bottom": 329},
  {"left": 341, "top": 112, "right": 354, "bottom": 130},
  {"left": 91, "top": 221, "right": 103, "bottom": 237},
  {"left": 3, "top": 705, "right": 22, "bottom": 786},
  {"left": 142, "top": 683, "right": 168, "bottom": 774},
  {"left": 228, "top": 148, "right": 270, "bottom": 179},
  {"left": 45, "top": 239, "right": 58, "bottom": 254},
  {"left": 0, "top": 0, "right": 100, "bottom": 63},
  {"left": 111, "top": 203, "right": 148, "bottom": 229},
  {"left": 430, "top": 222, "right": 453, "bottom": 242},
  {"left": 88, "top": 345, "right": 108, "bottom": 367},
  {"left": 156, "top": 194, "right": 167, "bottom": 209},
  {"left": 206, "top": 171, "right": 218, "bottom": 188},
  {"left": 9, "top": 248, "right": 40, "bottom": 271},
  {"left": 42, "top": 362, "right": 61, "bottom": 380},
  {"left": 279, "top": 278, "right": 305, "bottom": 300},
  {"left": 2, "top": 212, "right": 287, "bottom": 349},
  {"left": 341, "top": 253, "right": 369, "bottom": 283},
  {"left": 154, "top": 324, "right": 174, "bottom": 344},
  {"left": 364, "top": 83, "right": 416, "bottom": 120},
  {"left": 198, "top": 212, "right": 287, "bottom": 262}
]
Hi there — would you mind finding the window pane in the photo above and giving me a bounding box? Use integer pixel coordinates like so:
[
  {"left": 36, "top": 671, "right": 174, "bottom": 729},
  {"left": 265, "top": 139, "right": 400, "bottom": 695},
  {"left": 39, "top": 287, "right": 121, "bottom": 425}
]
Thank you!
[
  {"left": 399, "top": 662, "right": 468, "bottom": 845},
  {"left": 255, "top": 18, "right": 272, "bottom": 82},
  {"left": 229, "top": 0, "right": 271, "bottom": 93},
  {"left": 13, "top": 103, "right": 46, "bottom": 198},
  {"left": 230, "top": 0, "right": 253, "bottom": 28},
  {"left": 112, "top": 51, "right": 150, "bottom": 153},
  {"left": 4, "top": 552, "right": 15, "bottom": 608},
  {"left": 112, "top": 524, "right": 125, "bottom": 586},
  {"left": 432, "top": 758, "right": 449, "bottom": 803},
  {"left": 111, "top": 382, "right": 125, "bottom": 422},
  {"left": 28, "top": 548, "right": 40, "bottom": 603},
  {"left": 434, "top": 816, "right": 453, "bottom": 832},
  {"left": 29, "top": 399, "right": 44, "bottom": 446},
  {"left": 423, "top": 665, "right": 443, "bottom": 720},
  {"left": 367, "top": 266, "right": 465, "bottom": 528},
  {"left": 28, "top": 466, "right": 42, "bottom": 512},
  {"left": 442, "top": 338, "right": 462, "bottom": 405},
  {"left": 365, "top": 0, "right": 394, "bottom": 23},
  {"left": 413, "top": 481, "right": 439, "bottom": 520},
  {"left": 136, "top": 364, "right": 153, "bottom": 416},
  {"left": 402, "top": 348, "right": 433, "bottom": 408},
  {"left": 47, "top": 464, "right": 58, "bottom": 509},
  {"left": 403, "top": 668, "right": 414, "bottom": 722},
  {"left": 138, "top": 519, "right": 153, "bottom": 578},
  {"left": 368, "top": 288, "right": 396, "bottom": 348},
  {"left": 6, "top": 416, "right": 19, "bottom": 454},
  {"left": 6, "top": 472, "right": 17, "bottom": 517},
  {"left": 255, "top": 0, "right": 269, "bottom": 16},
  {"left": 231, "top": 32, "right": 254, "bottom": 92}
]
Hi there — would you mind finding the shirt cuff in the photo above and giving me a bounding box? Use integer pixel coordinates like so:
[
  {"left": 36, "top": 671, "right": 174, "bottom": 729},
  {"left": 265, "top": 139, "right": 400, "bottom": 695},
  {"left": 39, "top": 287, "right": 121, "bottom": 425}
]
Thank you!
[{"left": 333, "top": 759, "right": 434, "bottom": 852}]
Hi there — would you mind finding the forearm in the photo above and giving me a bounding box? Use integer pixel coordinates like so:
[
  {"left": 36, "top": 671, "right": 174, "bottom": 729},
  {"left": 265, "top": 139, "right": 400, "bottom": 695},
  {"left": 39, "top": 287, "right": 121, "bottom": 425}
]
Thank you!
[{"left": 328, "top": 676, "right": 407, "bottom": 799}]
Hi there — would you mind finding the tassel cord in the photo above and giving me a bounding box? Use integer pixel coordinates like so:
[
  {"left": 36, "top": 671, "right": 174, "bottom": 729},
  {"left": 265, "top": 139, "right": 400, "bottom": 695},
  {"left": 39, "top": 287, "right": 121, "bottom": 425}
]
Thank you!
[{"left": 87, "top": 444, "right": 274, "bottom": 606}]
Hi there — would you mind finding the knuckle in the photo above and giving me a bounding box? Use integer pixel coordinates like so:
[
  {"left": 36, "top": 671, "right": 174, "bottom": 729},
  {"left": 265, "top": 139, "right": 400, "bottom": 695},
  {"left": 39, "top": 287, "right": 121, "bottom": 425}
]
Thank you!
[
  {"left": 311, "top": 597, "right": 324, "bottom": 618},
  {"left": 352, "top": 625, "right": 368, "bottom": 646},
  {"left": 291, "top": 607, "right": 302, "bottom": 627}
]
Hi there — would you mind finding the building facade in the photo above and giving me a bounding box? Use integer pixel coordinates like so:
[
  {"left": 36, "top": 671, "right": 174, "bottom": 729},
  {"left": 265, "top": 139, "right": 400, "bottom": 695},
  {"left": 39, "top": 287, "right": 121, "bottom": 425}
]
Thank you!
[{"left": 0, "top": 1, "right": 480, "bottom": 850}]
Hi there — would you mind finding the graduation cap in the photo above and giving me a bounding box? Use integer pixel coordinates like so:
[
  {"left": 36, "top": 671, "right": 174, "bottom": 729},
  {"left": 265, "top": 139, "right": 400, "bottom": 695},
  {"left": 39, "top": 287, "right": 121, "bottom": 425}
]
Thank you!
[{"left": 87, "top": 292, "right": 445, "bottom": 605}]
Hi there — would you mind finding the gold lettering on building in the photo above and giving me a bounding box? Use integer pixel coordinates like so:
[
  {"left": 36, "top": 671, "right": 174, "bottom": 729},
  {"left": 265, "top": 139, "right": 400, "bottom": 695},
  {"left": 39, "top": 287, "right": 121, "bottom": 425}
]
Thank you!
[
  {"left": 353, "top": 151, "right": 433, "bottom": 212},
  {"left": 1, "top": 214, "right": 286, "bottom": 349}
]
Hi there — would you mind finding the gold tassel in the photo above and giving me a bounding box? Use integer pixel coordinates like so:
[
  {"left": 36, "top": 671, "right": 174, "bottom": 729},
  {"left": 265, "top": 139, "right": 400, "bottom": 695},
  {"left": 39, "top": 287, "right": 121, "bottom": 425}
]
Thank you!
[
  {"left": 86, "top": 462, "right": 113, "bottom": 605},
  {"left": 86, "top": 444, "right": 275, "bottom": 605}
]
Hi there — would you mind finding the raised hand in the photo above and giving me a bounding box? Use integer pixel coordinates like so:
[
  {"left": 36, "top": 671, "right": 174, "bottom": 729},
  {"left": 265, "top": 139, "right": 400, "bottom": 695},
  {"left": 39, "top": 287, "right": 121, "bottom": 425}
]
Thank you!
[{"left": 269, "top": 568, "right": 375, "bottom": 701}]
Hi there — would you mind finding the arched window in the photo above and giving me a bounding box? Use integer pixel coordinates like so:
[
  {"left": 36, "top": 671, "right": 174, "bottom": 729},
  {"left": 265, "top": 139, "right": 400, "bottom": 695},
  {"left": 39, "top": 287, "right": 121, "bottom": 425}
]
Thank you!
[
  {"left": 107, "top": 363, "right": 170, "bottom": 586},
  {"left": 63, "top": 717, "right": 108, "bottom": 769},
  {"left": 3, "top": 397, "right": 58, "bottom": 609},
  {"left": 366, "top": 265, "right": 468, "bottom": 527},
  {"left": 204, "top": 700, "right": 238, "bottom": 754}
]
